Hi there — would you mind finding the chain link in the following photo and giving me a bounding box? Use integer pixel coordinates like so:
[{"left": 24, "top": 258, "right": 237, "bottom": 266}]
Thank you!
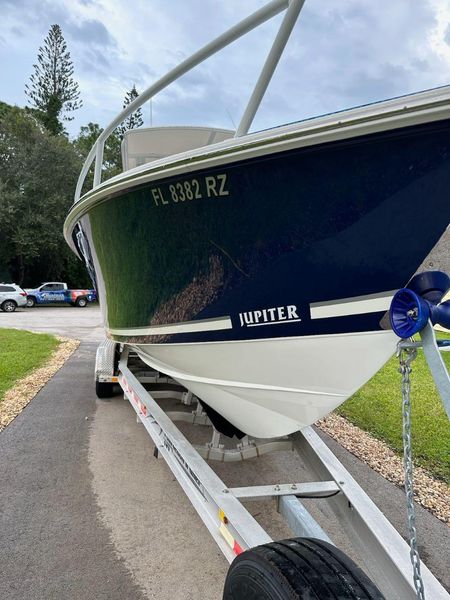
[{"left": 398, "top": 345, "right": 425, "bottom": 600}]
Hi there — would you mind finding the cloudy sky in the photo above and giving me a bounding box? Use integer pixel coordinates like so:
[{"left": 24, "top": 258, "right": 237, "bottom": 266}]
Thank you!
[{"left": 1, "top": 0, "right": 450, "bottom": 139}]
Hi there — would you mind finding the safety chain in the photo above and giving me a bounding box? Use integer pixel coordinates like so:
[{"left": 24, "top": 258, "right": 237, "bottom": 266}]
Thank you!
[{"left": 398, "top": 345, "right": 425, "bottom": 600}]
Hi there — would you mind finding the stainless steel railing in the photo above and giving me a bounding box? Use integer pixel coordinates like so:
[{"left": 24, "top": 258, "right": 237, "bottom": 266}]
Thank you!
[{"left": 74, "top": 0, "right": 304, "bottom": 202}]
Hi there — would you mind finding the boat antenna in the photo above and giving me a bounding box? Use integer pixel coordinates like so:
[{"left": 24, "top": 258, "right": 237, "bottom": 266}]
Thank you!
[{"left": 225, "top": 106, "right": 236, "bottom": 130}]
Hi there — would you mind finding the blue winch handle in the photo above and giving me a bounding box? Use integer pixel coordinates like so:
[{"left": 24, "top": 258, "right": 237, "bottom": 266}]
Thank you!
[{"left": 390, "top": 271, "right": 450, "bottom": 338}]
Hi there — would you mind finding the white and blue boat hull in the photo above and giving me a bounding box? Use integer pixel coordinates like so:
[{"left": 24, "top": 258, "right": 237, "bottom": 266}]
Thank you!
[{"left": 65, "top": 89, "right": 450, "bottom": 437}]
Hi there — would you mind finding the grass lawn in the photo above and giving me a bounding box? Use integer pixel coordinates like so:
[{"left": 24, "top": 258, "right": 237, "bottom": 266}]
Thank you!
[
  {"left": 0, "top": 329, "right": 59, "bottom": 403},
  {"left": 338, "top": 333, "right": 450, "bottom": 484}
]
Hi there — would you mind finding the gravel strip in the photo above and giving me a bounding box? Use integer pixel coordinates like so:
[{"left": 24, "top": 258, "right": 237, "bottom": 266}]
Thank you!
[
  {"left": 0, "top": 336, "right": 80, "bottom": 432},
  {"left": 317, "top": 413, "right": 450, "bottom": 525}
]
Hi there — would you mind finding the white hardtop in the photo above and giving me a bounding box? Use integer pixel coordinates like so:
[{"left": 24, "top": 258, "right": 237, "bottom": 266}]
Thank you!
[{"left": 121, "top": 126, "right": 234, "bottom": 171}]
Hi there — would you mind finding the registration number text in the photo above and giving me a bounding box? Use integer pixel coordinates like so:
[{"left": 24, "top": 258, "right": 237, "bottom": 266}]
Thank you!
[{"left": 151, "top": 174, "right": 229, "bottom": 207}]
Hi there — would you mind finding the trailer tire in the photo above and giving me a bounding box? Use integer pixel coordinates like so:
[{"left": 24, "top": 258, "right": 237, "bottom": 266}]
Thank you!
[
  {"left": 75, "top": 297, "right": 88, "bottom": 307},
  {"left": 96, "top": 381, "right": 115, "bottom": 399},
  {"left": 222, "top": 538, "right": 384, "bottom": 600}
]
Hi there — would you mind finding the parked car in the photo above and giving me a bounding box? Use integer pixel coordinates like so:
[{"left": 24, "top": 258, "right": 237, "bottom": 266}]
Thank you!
[
  {"left": 0, "top": 283, "right": 27, "bottom": 312},
  {"left": 24, "top": 282, "right": 97, "bottom": 307}
]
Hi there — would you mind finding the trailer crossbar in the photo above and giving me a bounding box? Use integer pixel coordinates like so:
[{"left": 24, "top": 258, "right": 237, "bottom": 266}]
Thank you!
[{"left": 230, "top": 481, "right": 340, "bottom": 500}]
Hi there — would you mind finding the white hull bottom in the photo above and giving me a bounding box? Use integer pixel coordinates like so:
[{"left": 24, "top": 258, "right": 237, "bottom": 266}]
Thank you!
[{"left": 131, "top": 330, "right": 397, "bottom": 438}]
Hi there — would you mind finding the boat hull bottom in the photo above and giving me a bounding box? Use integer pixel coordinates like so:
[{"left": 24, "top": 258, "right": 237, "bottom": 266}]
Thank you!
[{"left": 128, "top": 330, "right": 397, "bottom": 438}]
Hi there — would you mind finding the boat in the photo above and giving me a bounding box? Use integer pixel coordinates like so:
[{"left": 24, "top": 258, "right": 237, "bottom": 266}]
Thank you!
[{"left": 64, "top": 0, "right": 450, "bottom": 438}]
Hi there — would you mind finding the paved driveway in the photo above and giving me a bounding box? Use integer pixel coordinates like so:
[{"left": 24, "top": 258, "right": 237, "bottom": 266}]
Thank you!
[
  {"left": 0, "top": 304, "right": 104, "bottom": 341},
  {"left": 0, "top": 307, "right": 449, "bottom": 599}
]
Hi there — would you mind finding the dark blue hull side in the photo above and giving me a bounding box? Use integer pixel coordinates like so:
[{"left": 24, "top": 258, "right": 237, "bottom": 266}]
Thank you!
[{"left": 84, "top": 118, "right": 450, "bottom": 343}]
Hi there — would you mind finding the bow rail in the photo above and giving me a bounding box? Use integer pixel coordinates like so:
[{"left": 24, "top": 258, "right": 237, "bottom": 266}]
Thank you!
[{"left": 74, "top": 0, "right": 305, "bottom": 202}]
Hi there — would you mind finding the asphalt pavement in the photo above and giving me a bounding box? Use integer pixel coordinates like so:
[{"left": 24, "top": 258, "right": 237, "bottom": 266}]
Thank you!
[
  {"left": 0, "top": 307, "right": 449, "bottom": 599},
  {"left": 0, "top": 304, "right": 105, "bottom": 341},
  {"left": 0, "top": 342, "right": 147, "bottom": 600}
]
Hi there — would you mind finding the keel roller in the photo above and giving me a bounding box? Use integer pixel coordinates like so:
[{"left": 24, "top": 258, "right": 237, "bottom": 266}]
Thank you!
[{"left": 390, "top": 271, "right": 450, "bottom": 337}]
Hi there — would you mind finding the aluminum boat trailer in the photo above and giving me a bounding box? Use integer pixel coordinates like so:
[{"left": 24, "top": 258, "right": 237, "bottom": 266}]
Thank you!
[{"left": 95, "top": 339, "right": 448, "bottom": 600}]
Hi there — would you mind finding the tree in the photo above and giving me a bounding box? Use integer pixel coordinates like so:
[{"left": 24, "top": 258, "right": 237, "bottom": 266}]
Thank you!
[
  {"left": 117, "top": 85, "right": 143, "bottom": 138},
  {"left": 0, "top": 105, "right": 89, "bottom": 286},
  {"left": 25, "top": 24, "right": 82, "bottom": 135}
]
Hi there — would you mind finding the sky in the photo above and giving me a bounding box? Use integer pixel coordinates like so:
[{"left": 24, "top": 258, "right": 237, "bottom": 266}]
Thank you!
[{"left": 1, "top": 0, "right": 450, "bottom": 139}]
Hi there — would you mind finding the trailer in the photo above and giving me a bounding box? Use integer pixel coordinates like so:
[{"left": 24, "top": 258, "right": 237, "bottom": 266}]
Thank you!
[{"left": 95, "top": 320, "right": 449, "bottom": 600}]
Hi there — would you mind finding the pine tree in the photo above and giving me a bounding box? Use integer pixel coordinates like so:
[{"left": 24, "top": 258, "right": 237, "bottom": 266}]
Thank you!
[
  {"left": 25, "top": 24, "right": 82, "bottom": 135},
  {"left": 117, "top": 85, "right": 143, "bottom": 138}
]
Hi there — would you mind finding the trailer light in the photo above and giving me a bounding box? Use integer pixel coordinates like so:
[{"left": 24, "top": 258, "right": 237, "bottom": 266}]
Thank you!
[
  {"left": 218, "top": 509, "right": 228, "bottom": 524},
  {"left": 233, "top": 541, "right": 243, "bottom": 555},
  {"left": 219, "top": 523, "right": 244, "bottom": 556}
]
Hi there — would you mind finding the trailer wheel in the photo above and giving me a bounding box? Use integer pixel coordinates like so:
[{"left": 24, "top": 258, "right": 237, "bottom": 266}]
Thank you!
[
  {"left": 222, "top": 538, "right": 384, "bottom": 600},
  {"left": 96, "top": 381, "right": 115, "bottom": 399},
  {"left": 75, "top": 297, "right": 88, "bottom": 307}
]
